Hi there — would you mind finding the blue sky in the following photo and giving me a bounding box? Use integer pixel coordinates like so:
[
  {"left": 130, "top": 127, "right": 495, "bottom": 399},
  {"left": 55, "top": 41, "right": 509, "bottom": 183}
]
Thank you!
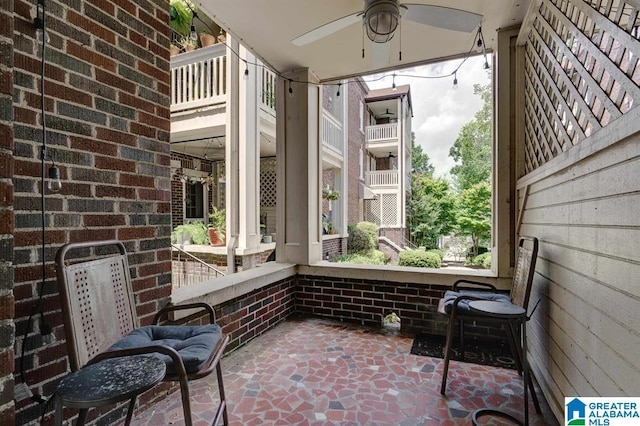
[{"left": 365, "top": 55, "right": 491, "bottom": 179}]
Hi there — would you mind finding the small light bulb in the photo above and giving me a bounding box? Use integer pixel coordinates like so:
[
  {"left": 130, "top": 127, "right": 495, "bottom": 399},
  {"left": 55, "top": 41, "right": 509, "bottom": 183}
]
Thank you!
[
  {"left": 452, "top": 73, "right": 458, "bottom": 90},
  {"left": 190, "top": 24, "right": 197, "bottom": 42},
  {"left": 288, "top": 81, "right": 294, "bottom": 98},
  {"left": 483, "top": 59, "right": 490, "bottom": 70},
  {"left": 47, "top": 166, "right": 62, "bottom": 192},
  {"left": 243, "top": 68, "right": 249, "bottom": 81}
]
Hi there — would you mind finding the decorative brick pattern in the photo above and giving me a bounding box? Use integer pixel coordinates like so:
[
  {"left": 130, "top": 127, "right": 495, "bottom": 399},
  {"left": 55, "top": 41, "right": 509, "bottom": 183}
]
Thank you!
[{"left": 322, "top": 236, "right": 346, "bottom": 260}]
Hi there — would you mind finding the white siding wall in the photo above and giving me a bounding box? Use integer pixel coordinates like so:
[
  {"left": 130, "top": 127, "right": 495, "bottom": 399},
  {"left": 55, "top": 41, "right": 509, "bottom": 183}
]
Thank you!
[{"left": 517, "top": 0, "right": 640, "bottom": 421}]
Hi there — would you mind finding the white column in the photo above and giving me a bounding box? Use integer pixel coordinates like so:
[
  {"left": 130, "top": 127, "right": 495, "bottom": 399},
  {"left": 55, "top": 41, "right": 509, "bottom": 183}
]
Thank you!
[
  {"left": 276, "top": 69, "right": 322, "bottom": 265},
  {"left": 225, "top": 36, "right": 240, "bottom": 273},
  {"left": 238, "top": 47, "right": 261, "bottom": 250}
]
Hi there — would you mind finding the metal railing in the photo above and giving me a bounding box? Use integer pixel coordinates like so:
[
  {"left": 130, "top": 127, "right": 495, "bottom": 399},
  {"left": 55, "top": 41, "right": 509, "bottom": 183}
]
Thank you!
[
  {"left": 366, "top": 123, "right": 398, "bottom": 143},
  {"left": 366, "top": 170, "right": 398, "bottom": 186},
  {"left": 171, "top": 244, "right": 225, "bottom": 289}
]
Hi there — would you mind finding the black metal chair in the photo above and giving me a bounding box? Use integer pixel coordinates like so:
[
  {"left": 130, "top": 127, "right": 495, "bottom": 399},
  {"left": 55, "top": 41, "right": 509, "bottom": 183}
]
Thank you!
[
  {"left": 437, "top": 236, "right": 541, "bottom": 414},
  {"left": 55, "top": 240, "right": 229, "bottom": 425}
]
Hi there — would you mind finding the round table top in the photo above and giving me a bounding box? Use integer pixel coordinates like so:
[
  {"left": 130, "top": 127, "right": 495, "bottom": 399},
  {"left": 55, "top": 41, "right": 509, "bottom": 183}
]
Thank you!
[
  {"left": 56, "top": 355, "right": 166, "bottom": 408},
  {"left": 468, "top": 300, "right": 526, "bottom": 318}
]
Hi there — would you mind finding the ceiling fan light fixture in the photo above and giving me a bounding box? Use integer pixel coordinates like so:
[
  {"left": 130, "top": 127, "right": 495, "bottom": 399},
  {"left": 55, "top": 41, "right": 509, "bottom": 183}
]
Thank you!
[{"left": 364, "top": 0, "right": 400, "bottom": 43}]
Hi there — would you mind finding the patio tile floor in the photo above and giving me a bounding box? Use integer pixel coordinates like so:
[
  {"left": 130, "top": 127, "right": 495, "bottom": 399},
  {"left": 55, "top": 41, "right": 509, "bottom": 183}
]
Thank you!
[{"left": 129, "top": 315, "right": 558, "bottom": 425}]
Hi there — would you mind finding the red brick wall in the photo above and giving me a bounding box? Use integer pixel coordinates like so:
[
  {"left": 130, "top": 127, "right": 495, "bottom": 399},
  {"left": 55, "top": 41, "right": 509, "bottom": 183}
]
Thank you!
[
  {"left": 216, "top": 278, "right": 295, "bottom": 352},
  {"left": 322, "top": 237, "right": 346, "bottom": 260},
  {"left": 0, "top": 1, "right": 15, "bottom": 423},
  {"left": 346, "top": 79, "right": 368, "bottom": 224},
  {"left": 296, "top": 275, "right": 450, "bottom": 334},
  {"left": 10, "top": 1, "right": 172, "bottom": 423}
]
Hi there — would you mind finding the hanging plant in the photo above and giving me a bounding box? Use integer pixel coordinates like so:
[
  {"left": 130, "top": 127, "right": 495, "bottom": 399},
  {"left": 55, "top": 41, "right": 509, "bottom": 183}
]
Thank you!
[{"left": 322, "top": 186, "right": 340, "bottom": 201}]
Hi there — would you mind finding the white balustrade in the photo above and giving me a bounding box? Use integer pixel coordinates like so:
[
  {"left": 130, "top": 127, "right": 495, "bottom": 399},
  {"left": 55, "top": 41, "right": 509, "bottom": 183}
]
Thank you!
[
  {"left": 366, "top": 123, "right": 398, "bottom": 143},
  {"left": 322, "top": 111, "right": 343, "bottom": 154},
  {"left": 366, "top": 170, "right": 398, "bottom": 186},
  {"left": 171, "top": 44, "right": 226, "bottom": 112}
]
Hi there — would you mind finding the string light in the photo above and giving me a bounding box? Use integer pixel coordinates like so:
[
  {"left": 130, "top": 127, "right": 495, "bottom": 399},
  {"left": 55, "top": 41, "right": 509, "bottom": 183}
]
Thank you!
[
  {"left": 336, "top": 83, "right": 341, "bottom": 97},
  {"left": 184, "top": 3, "right": 489, "bottom": 96},
  {"left": 452, "top": 72, "right": 458, "bottom": 89},
  {"left": 243, "top": 61, "right": 249, "bottom": 81},
  {"left": 189, "top": 11, "right": 198, "bottom": 42}
]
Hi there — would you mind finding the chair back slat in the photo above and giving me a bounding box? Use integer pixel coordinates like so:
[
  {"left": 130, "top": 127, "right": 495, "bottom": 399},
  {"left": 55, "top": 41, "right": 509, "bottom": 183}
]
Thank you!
[
  {"left": 56, "top": 241, "right": 138, "bottom": 371},
  {"left": 510, "top": 236, "right": 539, "bottom": 309}
]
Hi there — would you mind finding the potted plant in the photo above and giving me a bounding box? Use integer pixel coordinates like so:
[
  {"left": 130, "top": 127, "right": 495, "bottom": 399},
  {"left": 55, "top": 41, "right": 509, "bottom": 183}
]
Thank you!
[
  {"left": 170, "top": 42, "right": 181, "bottom": 56},
  {"left": 171, "top": 222, "right": 209, "bottom": 245},
  {"left": 180, "top": 35, "right": 197, "bottom": 52},
  {"left": 208, "top": 206, "right": 226, "bottom": 246},
  {"left": 322, "top": 186, "right": 340, "bottom": 201},
  {"left": 200, "top": 29, "right": 216, "bottom": 47},
  {"left": 216, "top": 28, "right": 226, "bottom": 44}
]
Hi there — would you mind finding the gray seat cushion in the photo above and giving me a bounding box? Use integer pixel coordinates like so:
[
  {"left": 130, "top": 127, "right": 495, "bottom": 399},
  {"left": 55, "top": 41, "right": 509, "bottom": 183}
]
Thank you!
[
  {"left": 109, "top": 324, "right": 222, "bottom": 374},
  {"left": 442, "top": 290, "right": 511, "bottom": 314}
]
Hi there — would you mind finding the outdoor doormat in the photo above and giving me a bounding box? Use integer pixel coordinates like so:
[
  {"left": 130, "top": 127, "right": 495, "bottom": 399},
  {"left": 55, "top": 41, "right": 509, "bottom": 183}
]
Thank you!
[{"left": 410, "top": 334, "right": 517, "bottom": 370}]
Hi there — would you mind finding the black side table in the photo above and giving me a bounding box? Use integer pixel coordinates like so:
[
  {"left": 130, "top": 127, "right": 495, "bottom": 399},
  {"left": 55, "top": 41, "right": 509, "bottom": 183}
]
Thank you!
[
  {"left": 55, "top": 355, "right": 166, "bottom": 426},
  {"left": 467, "top": 300, "right": 529, "bottom": 426}
]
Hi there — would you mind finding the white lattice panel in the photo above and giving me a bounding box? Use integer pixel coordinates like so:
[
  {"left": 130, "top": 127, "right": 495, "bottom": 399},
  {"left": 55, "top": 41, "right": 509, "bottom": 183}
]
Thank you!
[
  {"left": 261, "top": 157, "right": 277, "bottom": 207},
  {"left": 380, "top": 193, "right": 398, "bottom": 226},
  {"left": 524, "top": 0, "right": 640, "bottom": 173}
]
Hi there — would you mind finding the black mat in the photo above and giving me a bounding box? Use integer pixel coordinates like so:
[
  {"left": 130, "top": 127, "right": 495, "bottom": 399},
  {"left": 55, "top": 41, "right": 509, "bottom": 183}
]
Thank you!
[{"left": 410, "top": 334, "right": 517, "bottom": 370}]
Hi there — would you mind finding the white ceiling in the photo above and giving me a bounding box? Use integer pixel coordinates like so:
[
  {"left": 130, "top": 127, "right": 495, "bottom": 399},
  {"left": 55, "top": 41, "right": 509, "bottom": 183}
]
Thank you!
[{"left": 196, "top": 0, "right": 530, "bottom": 82}]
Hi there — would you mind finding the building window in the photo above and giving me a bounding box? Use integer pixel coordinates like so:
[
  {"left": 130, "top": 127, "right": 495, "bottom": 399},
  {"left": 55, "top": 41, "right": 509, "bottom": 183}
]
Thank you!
[
  {"left": 359, "top": 148, "right": 364, "bottom": 179},
  {"left": 185, "top": 182, "right": 206, "bottom": 221},
  {"left": 359, "top": 101, "right": 364, "bottom": 132}
]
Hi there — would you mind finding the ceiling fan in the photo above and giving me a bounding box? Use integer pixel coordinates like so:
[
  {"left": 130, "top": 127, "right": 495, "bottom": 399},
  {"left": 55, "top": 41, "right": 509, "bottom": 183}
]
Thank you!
[
  {"left": 380, "top": 108, "right": 395, "bottom": 116},
  {"left": 292, "top": 0, "right": 482, "bottom": 47}
]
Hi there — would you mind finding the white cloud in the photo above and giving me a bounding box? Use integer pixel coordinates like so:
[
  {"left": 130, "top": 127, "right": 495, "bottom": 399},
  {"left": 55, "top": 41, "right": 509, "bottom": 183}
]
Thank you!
[{"left": 366, "top": 56, "right": 491, "bottom": 178}]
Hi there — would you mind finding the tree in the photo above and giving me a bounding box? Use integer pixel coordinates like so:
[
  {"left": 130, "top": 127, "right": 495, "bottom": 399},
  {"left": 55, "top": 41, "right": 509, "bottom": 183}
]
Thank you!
[
  {"left": 410, "top": 132, "right": 434, "bottom": 177},
  {"left": 456, "top": 181, "right": 491, "bottom": 257},
  {"left": 449, "top": 83, "right": 492, "bottom": 192},
  {"left": 408, "top": 175, "right": 456, "bottom": 248}
]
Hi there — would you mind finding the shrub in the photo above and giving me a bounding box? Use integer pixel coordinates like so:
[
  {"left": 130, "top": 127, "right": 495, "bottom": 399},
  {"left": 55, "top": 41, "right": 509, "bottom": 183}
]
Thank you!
[
  {"left": 347, "top": 222, "right": 378, "bottom": 254},
  {"left": 398, "top": 250, "right": 441, "bottom": 268},
  {"left": 426, "top": 249, "right": 444, "bottom": 261},
  {"left": 467, "top": 252, "right": 492, "bottom": 269},
  {"left": 356, "top": 221, "right": 379, "bottom": 246},
  {"left": 334, "top": 250, "right": 388, "bottom": 265}
]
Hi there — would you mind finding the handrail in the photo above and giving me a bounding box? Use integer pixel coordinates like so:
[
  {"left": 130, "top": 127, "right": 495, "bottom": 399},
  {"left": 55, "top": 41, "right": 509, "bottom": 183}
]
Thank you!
[{"left": 171, "top": 244, "right": 225, "bottom": 289}]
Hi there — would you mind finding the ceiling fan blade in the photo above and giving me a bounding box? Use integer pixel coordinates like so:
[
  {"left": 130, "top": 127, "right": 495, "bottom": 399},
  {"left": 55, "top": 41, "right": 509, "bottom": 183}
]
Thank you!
[
  {"left": 371, "top": 41, "right": 391, "bottom": 70},
  {"left": 292, "top": 12, "right": 362, "bottom": 46},
  {"left": 402, "top": 4, "right": 482, "bottom": 33}
]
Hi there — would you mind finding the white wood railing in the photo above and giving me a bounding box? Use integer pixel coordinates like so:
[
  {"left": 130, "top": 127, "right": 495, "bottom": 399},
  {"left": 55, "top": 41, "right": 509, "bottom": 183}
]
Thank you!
[
  {"left": 171, "top": 44, "right": 227, "bottom": 112},
  {"left": 366, "top": 123, "right": 398, "bottom": 143},
  {"left": 366, "top": 170, "right": 398, "bottom": 186},
  {"left": 260, "top": 66, "right": 276, "bottom": 114},
  {"left": 322, "top": 111, "right": 343, "bottom": 154}
]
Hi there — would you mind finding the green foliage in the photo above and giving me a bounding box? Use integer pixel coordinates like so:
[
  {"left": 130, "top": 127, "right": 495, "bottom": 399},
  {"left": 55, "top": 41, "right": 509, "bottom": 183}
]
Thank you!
[
  {"left": 457, "top": 181, "right": 491, "bottom": 257},
  {"left": 169, "top": 0, "right": 192, "bottom": 36},
  {"left": 334, "top": 250, "right": 388, "bottom": 265},
  {"left": 208, "top": 206, "right": 226, "bottom": 239},
  {"left": 408, "top": 176, "right": 456, "bottom": 248},
  {"left": 171, "top": 222, "right": 209, "bottom": 245},
  {"left": 346, "top": 222, "right": 379, "bottom": 253},
  {"left": 411, "top": 133, "right": 434, "bottom": 176},
  {"left": 449, "top": 83, "right": 492, "bottom": 192},
  {"left": 426, "top": 249, "right": 444, "bottom": 261},
  {"left": 398, "top": 250, "right": 441, "bottom": 268},
  {"left": 467, "top": 252, "right": 492, "bottom": 269}
]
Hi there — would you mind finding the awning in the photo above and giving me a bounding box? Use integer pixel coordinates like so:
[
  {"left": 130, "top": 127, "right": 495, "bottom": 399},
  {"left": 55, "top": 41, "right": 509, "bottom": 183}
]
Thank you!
[{"left": 359, "top": 183, "right": 377, "bottom": 200}]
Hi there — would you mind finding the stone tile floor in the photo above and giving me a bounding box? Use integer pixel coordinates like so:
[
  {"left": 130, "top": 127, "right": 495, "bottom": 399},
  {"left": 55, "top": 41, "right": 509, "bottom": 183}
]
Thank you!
[{"left": 130, "top": 315, "right": 558, "bottom": 425}]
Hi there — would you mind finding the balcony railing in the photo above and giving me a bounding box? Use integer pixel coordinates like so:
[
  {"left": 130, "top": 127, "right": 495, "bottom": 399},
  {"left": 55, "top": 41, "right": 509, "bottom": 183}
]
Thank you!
[
  {"left": 366, "top": 170, "right": 398, "bottom": 186},
  {"left": 322, "top": 111, "right": 343, "bottom": 155},
  {"left": 170, "top": 44, "right": 277, "bottom": 115},
  {"left": 366, "top": 123, "right": 398, "bottom": 143}
]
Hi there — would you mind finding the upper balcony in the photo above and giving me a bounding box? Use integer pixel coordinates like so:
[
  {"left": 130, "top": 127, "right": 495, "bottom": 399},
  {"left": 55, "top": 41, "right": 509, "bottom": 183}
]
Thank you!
[
  {"left": 366, "top": 123, "right": 399, "bottom": 157},
  {"left": 170, "top": 44, "right": 277, "bottom": 148}
]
